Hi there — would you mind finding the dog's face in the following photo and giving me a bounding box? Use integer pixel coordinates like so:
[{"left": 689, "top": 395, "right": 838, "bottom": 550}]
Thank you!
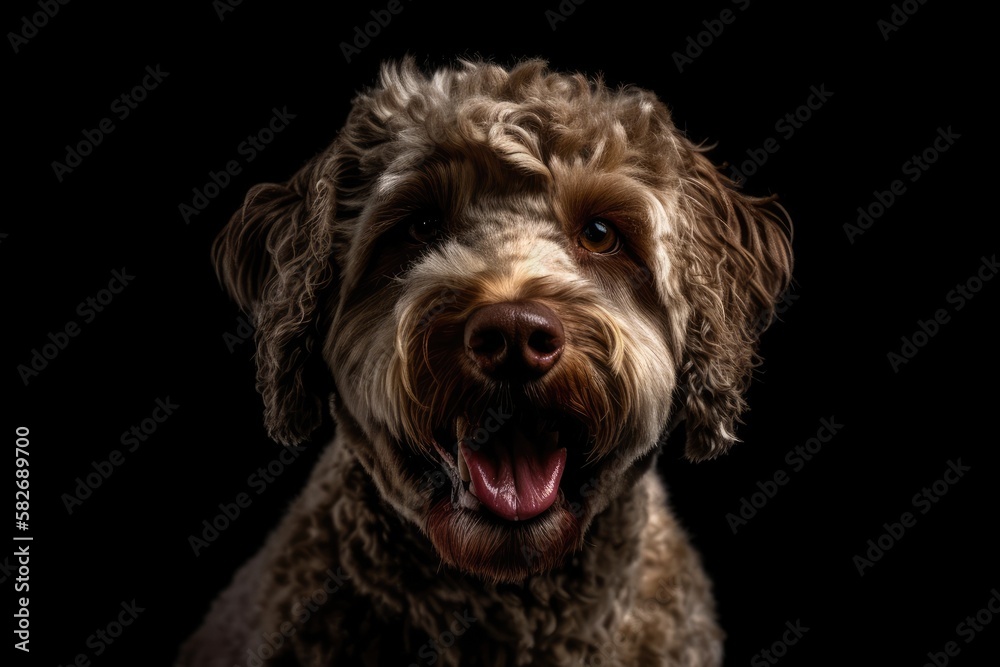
[{"left": 214, "top": 60, "right": 791, "bottom": 582}]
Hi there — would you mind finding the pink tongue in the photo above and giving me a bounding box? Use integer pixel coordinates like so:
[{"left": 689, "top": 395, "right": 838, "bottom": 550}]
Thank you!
[{"left": 461, "top": 431, "right": 566, "bottom": 521}]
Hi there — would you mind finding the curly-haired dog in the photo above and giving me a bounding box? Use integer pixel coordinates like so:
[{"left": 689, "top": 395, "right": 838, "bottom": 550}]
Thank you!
[{"left": 178, "top": 59, "right": 792, "bottom": 666}]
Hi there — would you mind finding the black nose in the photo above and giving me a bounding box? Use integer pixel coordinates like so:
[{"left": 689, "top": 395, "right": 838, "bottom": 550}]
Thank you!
[{"left": 464, "top": 302, "right": 565, "bottom": 381}]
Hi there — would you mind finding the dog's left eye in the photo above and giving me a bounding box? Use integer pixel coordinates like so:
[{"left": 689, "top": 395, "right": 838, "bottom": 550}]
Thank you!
[
  {"left": 579, "top": 218, "right": 620, "bottom": 254},
  {"left": 408, "top": 217, "right": 444, "bottom": 245}
]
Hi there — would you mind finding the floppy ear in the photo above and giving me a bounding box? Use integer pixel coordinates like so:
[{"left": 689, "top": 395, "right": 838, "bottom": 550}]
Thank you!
[
  {"left": 212, "top": 153, "right": 337, "bottom": 445},
  {"left": 678, "top": 145, "right": 793, "bottom": 461}
]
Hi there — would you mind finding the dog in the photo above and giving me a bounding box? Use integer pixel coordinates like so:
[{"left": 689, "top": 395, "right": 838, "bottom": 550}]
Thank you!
[{"left": 178, "top": 58, "right": 792, "bottom": 667}]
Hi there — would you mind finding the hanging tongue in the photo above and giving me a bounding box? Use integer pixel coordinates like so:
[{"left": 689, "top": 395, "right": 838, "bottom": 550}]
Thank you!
[{"left": 460, "top": 428, "right": 566, "bottom": 521}]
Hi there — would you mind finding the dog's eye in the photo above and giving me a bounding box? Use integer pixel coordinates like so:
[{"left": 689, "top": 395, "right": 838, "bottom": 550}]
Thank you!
[
  {"left": 579, "top": 218, "right": 620, "bottom": 254},
  {"left": 408, "top": 217, "right": 444, "bottom": 245}
]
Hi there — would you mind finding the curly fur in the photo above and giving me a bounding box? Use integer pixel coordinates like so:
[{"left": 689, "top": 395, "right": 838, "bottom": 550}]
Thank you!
[{"left": 179, "top": 58, "right": 792, "bottom": 667}]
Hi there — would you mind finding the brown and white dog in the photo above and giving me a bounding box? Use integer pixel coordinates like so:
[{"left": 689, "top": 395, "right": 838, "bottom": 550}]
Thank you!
[{"left": 178, "top": 59, "right": 792, "bottom": 667}]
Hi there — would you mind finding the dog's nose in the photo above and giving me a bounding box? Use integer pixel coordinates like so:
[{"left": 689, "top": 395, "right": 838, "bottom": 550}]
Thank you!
[{"left": 464, "top": 302, "right": 565, "bottom": 381}]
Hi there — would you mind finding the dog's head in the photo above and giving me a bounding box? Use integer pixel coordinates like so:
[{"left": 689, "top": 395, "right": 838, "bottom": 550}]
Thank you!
[{"left": 214, "top": 59, "right": 792, "bottom": 582}]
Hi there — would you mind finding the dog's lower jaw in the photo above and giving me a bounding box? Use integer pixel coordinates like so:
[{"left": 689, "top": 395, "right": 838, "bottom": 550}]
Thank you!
[{"left": 178, "top": 430, "right": 722, "bottom": 667}]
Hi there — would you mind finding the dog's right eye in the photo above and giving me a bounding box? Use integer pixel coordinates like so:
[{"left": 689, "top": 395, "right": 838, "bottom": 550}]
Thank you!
[
  {"left": 408, "top": 217, "right": 444, "bottom": 245},
  {"left": 579, "top": 218, "right": 620, "bottom": 254}
]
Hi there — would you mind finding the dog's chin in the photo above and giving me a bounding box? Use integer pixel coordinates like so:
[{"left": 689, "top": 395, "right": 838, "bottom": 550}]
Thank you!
[{"left": 427, "top": 496, "right": 581, "bottom": 583}]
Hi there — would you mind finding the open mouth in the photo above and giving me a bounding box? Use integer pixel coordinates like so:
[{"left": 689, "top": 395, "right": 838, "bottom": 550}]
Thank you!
[{"left": 431, "top": 406, "right": 588, "bottom": 522}]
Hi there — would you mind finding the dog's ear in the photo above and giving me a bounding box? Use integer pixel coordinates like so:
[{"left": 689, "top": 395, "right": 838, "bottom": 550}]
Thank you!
[
  {"left": 212, "top": 153, "right": 337, "bottom": 445},
  {"left": 678, "top": 145, "right": 792, "bottom": 461}
]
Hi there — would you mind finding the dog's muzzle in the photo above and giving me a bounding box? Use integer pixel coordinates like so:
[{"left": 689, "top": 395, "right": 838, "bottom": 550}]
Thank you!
[{"left": 447, "top": 301, "right": 570, "bottom": 522}]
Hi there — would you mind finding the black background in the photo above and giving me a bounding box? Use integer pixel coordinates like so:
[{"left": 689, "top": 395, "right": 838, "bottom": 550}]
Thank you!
[{"left": 6, "top": 0, "right": 996, "bottom": 665}]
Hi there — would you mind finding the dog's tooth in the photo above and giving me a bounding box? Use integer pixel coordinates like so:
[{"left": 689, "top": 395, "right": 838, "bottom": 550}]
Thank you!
[
  {"left": 455, "top": 414, "right": 467, "bottom": 440},
  {"left": 459, "top": 485, "right": 480, "bottom": 510},
  {"left": 458, "top": 445, "right": 471, "bottom": 483}
]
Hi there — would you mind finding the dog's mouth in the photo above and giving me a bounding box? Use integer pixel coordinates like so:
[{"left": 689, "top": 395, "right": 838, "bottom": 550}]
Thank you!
[{"left": 430, "top": 407, "right": 588, "bottom": 522}]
